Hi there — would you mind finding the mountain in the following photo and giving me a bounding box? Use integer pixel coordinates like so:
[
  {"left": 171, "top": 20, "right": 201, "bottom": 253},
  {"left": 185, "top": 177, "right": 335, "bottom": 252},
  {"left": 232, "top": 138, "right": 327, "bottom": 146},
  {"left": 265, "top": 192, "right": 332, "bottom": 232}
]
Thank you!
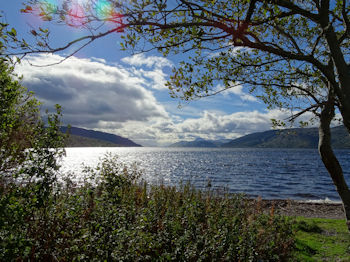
[
  {"left": 168, "top": 126, "right": 350, "bottom": 149},
  {"left": 330, "top": 125, "right": 350, "bottom": 148},
  {"left": 222, "top": 126, "right": 350, "bottom": 149},
  {"left": 169, "top": 138, "right": 230, "bottom": 148},
  {"left": 170, "top": 139, "right": 217, "bottom": 148},
  {"left": 61, "top": 126, "right": 142, "bottom": 147}
]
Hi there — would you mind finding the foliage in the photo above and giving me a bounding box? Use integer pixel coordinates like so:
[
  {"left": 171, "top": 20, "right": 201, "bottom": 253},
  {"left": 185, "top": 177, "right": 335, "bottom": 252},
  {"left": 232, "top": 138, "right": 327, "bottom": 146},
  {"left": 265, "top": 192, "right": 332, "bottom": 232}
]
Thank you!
[
  {"left": 0, "top": 84, "right": 65, "bottom": 260},
  {"left": 1, "top": 154, "right": 295, "bottom": 261},
  {"left": 64, "top": 134, "right": 122, "bottom": 147},
  {"left": 294, "top": 217, "right": 350, "bottom": 261},
  {"left": 0, "top": 21, "right": 65, "bottom": 259}
]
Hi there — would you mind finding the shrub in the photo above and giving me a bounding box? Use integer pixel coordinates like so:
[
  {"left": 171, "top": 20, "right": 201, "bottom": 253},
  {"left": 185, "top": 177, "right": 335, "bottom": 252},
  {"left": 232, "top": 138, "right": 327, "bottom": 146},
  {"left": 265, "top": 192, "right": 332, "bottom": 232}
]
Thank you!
[
  {"left": 0, "top": 23, "right": 65, "bottom": 259},
  {"left": 2, "top": 154, "right": 295, "bottom": 261}
]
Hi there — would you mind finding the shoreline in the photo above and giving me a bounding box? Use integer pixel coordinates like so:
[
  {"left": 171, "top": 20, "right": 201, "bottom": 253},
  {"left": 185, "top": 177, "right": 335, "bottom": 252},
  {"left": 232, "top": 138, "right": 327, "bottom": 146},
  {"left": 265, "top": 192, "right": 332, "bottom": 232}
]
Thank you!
[{"left": 251, "top": 199, "right": 345, "bottom": 219}]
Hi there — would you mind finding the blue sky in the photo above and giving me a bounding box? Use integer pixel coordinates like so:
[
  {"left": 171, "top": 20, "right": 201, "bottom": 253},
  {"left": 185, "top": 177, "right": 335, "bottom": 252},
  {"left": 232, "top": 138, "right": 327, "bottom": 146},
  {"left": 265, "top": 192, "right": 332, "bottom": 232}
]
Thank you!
[{"left": 1, "top": 1, "right": 308, "bottom": 146}]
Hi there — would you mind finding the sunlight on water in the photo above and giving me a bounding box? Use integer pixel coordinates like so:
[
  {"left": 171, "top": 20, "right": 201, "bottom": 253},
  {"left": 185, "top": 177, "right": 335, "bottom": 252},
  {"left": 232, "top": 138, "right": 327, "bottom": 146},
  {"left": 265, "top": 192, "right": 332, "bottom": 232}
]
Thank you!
[{"left": 59, "top": 147, "right": 350, "bottom": 201}]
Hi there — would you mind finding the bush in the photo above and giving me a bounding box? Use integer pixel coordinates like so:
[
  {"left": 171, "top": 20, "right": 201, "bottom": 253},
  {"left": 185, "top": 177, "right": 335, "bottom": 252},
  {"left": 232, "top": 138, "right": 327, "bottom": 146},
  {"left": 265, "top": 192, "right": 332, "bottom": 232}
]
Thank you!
[
  {"left": 0, "top": 23, "right": 65, "bottom": 259},
  {"left": 1, "top": 153, "right": 295, "bottom": 261}
]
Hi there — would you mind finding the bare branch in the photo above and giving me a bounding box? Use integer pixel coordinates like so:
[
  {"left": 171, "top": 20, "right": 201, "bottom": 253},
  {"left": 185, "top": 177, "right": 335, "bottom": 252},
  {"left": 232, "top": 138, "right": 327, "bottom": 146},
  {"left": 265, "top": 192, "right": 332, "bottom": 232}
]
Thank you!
[
  {"left": 250, "top": 11, "right": 296, "bottom": 25},
  {"left": 261, "top": 0, "right": 319, "bottom": 22},
  {"left": 195, "top": 82, "right": 243, "bottom": 98},
  {"left": 245, "top": 0, "right": 257, "bottom": 22},
  {"left": 342, "top": 0, "right": 350, "bottom": 38},
  {"left": 287, "top": 104, "right": 322, "bottom": 121}
]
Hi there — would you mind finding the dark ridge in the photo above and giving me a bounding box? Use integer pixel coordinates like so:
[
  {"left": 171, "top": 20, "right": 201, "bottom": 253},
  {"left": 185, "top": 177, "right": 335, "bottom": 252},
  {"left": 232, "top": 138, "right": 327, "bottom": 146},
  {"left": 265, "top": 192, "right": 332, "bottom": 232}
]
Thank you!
[
  {"left": 61, "top": 126, "right": 142, "bottom": 147},
  {"left": 168, "top": 126, "right": 350, "bottom": 149},
  {"left": 169, "top": 138, "right": 230, "bottom": 148},
  {"left": 222, "top": 126, "right": 350, "bottom": 149}
]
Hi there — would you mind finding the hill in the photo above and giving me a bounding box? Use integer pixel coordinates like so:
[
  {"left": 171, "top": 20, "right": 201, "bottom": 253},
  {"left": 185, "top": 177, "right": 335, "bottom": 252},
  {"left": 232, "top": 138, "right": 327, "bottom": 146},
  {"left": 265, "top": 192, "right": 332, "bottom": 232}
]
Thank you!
[
  {"left": 168, "top": 126, "right": 350, "bottom": 149},
  {"left": 222, "top": 126, "right": 350, "bottom": 149},
  {"left": 169, "top": 138, "right": 231, "bottom": 148},
  {"left": 169, "top": 138, "right": 217, "bottom": 148},
  {"left": 61, "top": 126, "right": 142, "bottom": 147},
  {"left": 330, "top": 125, "right": 350, "bottom": 148}
]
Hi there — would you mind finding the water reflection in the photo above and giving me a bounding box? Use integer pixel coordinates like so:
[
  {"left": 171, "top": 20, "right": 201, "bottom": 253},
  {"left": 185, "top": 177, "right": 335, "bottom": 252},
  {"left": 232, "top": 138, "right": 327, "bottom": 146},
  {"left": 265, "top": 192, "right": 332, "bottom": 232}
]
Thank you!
[{"left": 59, "top": 147, "right": 350, "bottom": 201}]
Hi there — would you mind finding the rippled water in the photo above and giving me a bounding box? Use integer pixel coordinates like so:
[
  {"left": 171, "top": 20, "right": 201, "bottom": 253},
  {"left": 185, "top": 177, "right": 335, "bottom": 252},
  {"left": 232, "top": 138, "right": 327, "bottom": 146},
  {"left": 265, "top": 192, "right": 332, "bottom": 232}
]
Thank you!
[{"left": 59, "top": 147, "right": 350, "bottom": 201}]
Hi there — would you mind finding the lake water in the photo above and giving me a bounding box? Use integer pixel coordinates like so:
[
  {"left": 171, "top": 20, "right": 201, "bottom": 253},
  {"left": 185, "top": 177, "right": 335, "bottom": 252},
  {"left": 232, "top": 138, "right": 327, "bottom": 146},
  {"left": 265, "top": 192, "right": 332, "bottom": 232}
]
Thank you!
[{"left": 59, "top": 147, "right": 350, "bottom": 202}]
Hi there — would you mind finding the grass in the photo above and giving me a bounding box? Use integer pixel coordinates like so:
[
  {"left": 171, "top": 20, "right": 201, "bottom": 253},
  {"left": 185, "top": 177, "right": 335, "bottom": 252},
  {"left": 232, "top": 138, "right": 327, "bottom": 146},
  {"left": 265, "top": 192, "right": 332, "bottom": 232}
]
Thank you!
[{"left": 294, "top": 217, "right": 350, "bottom": 261}]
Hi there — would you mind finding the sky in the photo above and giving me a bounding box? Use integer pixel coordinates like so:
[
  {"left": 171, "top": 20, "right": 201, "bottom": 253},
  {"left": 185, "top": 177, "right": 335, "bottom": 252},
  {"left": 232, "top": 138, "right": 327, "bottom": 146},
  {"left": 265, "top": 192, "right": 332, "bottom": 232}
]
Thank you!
[{"left": 1, "top": 1, "right": 312, "bottom": 146}]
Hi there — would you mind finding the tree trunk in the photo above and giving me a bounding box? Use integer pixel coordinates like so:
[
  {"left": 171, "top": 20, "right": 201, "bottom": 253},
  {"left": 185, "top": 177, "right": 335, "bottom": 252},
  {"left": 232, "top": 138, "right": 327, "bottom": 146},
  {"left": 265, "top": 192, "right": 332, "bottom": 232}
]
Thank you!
[
  {"left": 318, "top": 100, "right": 350, "bottom": 231},
  {"left": 318, "top": 2, "right": 350, "bottom": 135}
]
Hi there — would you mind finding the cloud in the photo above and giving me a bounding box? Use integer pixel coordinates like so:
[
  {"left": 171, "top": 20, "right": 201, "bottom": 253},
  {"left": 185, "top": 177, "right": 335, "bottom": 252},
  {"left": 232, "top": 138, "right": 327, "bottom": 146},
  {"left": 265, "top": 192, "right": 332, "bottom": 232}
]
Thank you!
[
  {"left": 146, "top": 109, "right": 317, "bottom": 146},
  {"left": 174, "top": 110, "right": 276, "bottom": 138},
  {"left": 15, "top": 54, "right": 321, "bottom": 147},
  {"left": 16, "top": 54, "right": 168, "bottom": 127},
  {"left": 140, "top": 68, "right": 169, "bottom": 90},
  {"left": 227, "top": 85, "right": 258, "bottom": 102},
  {"left": 121, "top": 54, "right": 173, "bottom": 90},
  {"left": 121, "top": 53, "right": 173, "bottom": 69},
  {"left": 215, "top": 83, "right": 258, "bottom": 102}
]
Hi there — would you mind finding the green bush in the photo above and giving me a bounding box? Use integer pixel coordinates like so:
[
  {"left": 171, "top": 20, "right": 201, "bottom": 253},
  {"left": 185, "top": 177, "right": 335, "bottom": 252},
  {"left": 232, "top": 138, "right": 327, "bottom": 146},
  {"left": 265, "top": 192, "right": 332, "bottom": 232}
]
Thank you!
[
  {"left": 1, "top": 154, "right": 295, "bottom": 261},
  {"left": 0, "top": 22, "right": 65, "bottom": 259}
]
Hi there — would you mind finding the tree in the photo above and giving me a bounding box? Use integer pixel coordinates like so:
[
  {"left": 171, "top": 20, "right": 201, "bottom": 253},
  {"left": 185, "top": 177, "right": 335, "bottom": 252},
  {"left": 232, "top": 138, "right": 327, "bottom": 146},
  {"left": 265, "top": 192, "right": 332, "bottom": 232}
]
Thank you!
[
  {"left": 0, "top": 19, "right": 65, "bottom": 185},
  {"left": 0, "top": 19, "right": 66, "bottom": 258},
  {"left": 13, "top": 0, "right": 350, "bottom": 229}
]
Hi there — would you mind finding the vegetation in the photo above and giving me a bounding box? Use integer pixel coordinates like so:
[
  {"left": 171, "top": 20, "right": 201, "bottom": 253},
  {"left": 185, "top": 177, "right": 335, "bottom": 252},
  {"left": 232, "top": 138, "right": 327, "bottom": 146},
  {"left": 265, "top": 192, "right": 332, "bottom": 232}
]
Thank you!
[
  {"left": 0, "top": 20, "right": 64, "bottom": 260},
  {"left": 1, "top": 153, "right": 296, "bottom": 261},
  {"left": 65, "top": 134, "right": 124, "bottom": 147},
  {"left": 294, "top": 217, "right": 350, "bottom": 261}
]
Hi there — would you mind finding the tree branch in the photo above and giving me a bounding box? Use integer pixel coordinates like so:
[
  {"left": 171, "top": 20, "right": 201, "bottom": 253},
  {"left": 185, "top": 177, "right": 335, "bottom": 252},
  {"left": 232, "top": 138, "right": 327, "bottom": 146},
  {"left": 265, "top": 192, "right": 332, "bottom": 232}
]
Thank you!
[
  {"left": 262, "top": 0, "right": 319, "bottom": 22},
  {"left": 342, "top": 0, "right": 350, "bottom": 38},
  {"left": 245, "top": 0, "right": 257, "bottom": 22},
  {"left": 271, "top": 24, "right": 303, "bottom": 54},
  {"left": 287, "top": 104, "right": 322, "bottom": 122}
]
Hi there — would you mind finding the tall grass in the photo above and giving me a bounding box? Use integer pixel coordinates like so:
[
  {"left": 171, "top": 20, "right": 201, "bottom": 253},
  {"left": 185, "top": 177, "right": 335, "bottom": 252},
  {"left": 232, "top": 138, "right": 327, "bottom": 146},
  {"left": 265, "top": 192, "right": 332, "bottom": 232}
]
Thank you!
[{"left": 1, "top": 154, "right": 295, "bottom": 261}]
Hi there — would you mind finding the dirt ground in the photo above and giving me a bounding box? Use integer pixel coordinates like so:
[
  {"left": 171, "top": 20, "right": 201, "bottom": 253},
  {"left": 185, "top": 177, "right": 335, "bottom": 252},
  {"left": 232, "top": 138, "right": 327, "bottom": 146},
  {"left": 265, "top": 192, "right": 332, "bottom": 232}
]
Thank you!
[{"left": 249, "top": 199, "right": 345, "bottom": 219}]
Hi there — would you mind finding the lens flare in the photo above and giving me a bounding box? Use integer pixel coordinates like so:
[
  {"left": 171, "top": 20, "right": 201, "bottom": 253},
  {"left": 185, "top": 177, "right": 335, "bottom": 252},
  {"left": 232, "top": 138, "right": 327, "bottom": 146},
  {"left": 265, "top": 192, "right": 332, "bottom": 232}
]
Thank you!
[
  {"left": 93, "top": 0, "right": 123, "bottom": 25},
  {"left": 67, "top": 3, "right": 86, "bottom": 27},
  {"left": 23, "top": 0, "right": 124, "bottom": 29},
  {"left": 41, "top": 0, "right": 58, "bottom": 13},
  {"left": 95, "top": 0, "right": 112, "bottom": 19}
]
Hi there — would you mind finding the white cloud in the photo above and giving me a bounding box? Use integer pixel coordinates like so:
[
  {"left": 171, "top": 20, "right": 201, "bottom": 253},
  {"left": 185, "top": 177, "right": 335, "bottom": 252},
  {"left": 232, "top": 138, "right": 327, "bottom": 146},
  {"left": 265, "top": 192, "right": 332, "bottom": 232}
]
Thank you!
[
  {"left": 147, "top": 109, "right": 318, "bottom": 146},
  {"left": 16, "top": 54, "right": 168, "bottom": 127},
  {"left": 116, "top": 109, "right": 304, "bottom": 146},
  {"left": 15, "top": 54, "right": 322, "bottom": 147},
  {"left": 121, "top": 53, "right": 173, "bottom": 68},
  {"left": 215, "top": 83, "right": 258, "bottom": 102},
  {"left": 174, "top": 110, "right": 275, "bottom": 138},
  {"left": 141, "top": 68, "right": 169, "bottom": 90},
  {"left": 121, "top": 54, "right": 173, "bottom": 90}
]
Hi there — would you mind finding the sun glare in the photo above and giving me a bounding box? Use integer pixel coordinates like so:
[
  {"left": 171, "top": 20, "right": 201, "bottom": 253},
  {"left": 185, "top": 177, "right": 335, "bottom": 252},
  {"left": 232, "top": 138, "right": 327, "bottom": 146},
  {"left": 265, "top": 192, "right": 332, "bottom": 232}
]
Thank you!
[{"left": 27, "top": 0, "right": 123, "bottom": 27}]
